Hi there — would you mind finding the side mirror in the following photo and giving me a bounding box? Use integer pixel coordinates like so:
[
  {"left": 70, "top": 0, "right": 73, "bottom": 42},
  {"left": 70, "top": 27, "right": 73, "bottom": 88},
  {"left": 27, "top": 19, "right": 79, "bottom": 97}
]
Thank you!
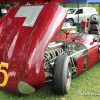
[{"left": 93, "top": 38, "right": 97, "bottom": 42}]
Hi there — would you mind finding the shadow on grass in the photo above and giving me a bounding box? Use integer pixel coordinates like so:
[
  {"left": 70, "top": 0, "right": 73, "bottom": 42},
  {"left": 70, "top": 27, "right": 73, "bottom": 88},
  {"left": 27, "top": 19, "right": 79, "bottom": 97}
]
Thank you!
[
  {"left": 0, "top": 84, "right": 62, "bottom": 100},
  {"left": 1, "top": 63, "right": 100, "bottom": 100}
]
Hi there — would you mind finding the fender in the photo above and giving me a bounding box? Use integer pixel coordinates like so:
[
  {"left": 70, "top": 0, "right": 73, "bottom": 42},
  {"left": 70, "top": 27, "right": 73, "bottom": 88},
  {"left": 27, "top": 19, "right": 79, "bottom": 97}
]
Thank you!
[{"left": 0, "top": 3, "right": 66, "bottom": 94}]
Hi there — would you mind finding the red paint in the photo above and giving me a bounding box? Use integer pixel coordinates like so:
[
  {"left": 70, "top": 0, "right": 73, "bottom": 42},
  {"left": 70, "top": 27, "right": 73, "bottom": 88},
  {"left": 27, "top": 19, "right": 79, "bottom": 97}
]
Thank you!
[
  {"left": 0, "top": 0, "right": 65, "bottom": 2},
  {"left": 56, "top": 32, "right": 99, "bottom": 75},
  {"left": 81, "top": 20, "right": 88, "bottom": 28},
  {"left": 76, "top": 55, "right": 87, "bottom": 75},
  {"left": 0, "top": 3, "right": 66, "bottom": 93},
  {"left": 0, "top": 2, "right": 99, "bottom": 94},
  {"left": 88, "top": 46, "right": 99, "bottom": 68}
]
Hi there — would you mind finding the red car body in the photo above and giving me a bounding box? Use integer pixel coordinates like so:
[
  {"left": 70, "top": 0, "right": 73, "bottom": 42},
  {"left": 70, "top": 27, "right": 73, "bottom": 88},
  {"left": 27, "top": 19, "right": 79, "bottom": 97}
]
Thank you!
[
  {"left": 0, "top": 3, "right": 66, "bottom": 93},
  {"left": 57, "top": 32, "right": 99, "bottom": 74},
  {"left": 0, "top": 3, "right": 99, "bottom": 94}
]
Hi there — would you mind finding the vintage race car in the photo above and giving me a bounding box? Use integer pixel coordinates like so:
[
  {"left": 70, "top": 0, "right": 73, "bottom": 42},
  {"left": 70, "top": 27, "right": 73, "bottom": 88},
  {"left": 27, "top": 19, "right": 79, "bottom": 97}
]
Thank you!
[{"left": 0, "top": 3, "right": 99, "bottom": 95}]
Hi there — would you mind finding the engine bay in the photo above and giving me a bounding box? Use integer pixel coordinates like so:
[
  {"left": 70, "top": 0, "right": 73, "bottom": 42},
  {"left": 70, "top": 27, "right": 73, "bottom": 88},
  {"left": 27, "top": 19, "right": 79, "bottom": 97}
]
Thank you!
[{"left": 44, "top": 41, "right": 87, "bottom": 81}]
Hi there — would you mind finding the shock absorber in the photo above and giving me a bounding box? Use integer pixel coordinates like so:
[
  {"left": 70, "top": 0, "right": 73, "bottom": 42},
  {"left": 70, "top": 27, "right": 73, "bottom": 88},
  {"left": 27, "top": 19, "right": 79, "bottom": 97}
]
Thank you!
[{"left": 44, "top": 47, "right": 64, "bottom": 81}]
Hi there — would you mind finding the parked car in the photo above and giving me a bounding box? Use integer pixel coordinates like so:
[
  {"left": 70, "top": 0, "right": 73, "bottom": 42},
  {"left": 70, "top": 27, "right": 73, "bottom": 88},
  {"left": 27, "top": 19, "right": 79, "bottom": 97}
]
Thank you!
[
  {"left": 1, "top": 8, "right": 7, "bottom": 17},
  {"left": 66, "top": 7, "right": 98, "bottom": 26},
  {"left": 0, "top": 3, "right": 99, "bottom": 95}
]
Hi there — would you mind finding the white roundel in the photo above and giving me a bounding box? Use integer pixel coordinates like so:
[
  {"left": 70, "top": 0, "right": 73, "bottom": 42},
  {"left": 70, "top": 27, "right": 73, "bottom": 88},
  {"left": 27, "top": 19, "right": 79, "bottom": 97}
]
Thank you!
[{"left": 15, "top": 6, "right": 44, "bottom": 27}]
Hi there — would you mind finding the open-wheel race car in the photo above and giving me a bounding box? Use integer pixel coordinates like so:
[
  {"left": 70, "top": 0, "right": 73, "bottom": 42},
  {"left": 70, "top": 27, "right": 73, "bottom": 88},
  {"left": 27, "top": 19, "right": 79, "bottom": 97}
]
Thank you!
[{"left": 0, "top": 2, "right": 99, "bottom": 95}]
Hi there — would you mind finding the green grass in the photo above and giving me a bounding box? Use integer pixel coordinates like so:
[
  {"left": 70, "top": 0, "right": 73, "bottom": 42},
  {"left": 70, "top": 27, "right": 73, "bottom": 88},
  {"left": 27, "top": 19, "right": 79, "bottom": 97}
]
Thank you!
[{"left": 0, "top": 62, "right": 100, "bottom": 100}]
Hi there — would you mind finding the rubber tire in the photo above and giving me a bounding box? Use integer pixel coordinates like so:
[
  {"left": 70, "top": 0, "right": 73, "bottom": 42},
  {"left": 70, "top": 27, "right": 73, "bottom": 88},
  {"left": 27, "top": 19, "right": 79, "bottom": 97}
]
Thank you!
[
  {"left": 67, "top": 18, "right": 74, "bottom": 26},
  {"left": 53, "top": 55, "right": 72, "bottom": 95}
]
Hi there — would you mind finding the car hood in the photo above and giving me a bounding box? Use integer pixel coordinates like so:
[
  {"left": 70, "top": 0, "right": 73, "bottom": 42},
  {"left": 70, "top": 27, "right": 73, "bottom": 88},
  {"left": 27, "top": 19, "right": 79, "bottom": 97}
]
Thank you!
[
  {"left": 1, "top": 0, "right": 64, "bottom": 2},
  {"left": 0, "top": 3, "right": 66, "bottom": 92},
  {"left": 0, "top": 3, "right": 66, "bottom": 66}
]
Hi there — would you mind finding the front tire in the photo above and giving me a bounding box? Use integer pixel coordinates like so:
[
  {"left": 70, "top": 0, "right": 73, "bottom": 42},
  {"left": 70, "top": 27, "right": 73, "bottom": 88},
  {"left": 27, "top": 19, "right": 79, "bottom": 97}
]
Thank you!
[
  {"left": 67, "top": 18, "right": 74, "bottom": 26},
  {"left": 53, "top": 55, "right": 72, "bottom": 95}
]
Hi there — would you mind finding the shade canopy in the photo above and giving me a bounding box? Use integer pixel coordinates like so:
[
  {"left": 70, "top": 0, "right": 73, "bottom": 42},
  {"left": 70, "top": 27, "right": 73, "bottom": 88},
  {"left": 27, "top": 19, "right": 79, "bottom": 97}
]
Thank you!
[{"left": 64, "top": 0, "right": 100, "bottom": 3}]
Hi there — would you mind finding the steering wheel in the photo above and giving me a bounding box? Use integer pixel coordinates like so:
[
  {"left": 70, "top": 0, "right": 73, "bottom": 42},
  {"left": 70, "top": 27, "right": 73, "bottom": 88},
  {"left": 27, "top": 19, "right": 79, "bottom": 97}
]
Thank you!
[
  {"left": 89, "top": 14, "right": 100, "bottom": 26},
  {"left": 88, "top": 14, "right": 100, "bottom": 33},
  {"left": 88, "top": 14, "right": 100, "bottom": 43}
]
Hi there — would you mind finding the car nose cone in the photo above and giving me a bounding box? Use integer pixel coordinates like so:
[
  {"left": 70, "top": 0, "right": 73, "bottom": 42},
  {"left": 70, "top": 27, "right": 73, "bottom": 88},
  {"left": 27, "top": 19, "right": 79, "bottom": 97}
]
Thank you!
[{"left": 18, "top": 81, "right": 35, "bottom": 94}]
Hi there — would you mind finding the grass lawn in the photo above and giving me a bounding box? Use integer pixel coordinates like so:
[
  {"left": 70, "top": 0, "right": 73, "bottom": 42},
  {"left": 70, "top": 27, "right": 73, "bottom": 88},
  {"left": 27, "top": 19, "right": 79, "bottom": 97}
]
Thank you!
[{"left": 0, "top": 62, "right": 100, "bottom": 100}]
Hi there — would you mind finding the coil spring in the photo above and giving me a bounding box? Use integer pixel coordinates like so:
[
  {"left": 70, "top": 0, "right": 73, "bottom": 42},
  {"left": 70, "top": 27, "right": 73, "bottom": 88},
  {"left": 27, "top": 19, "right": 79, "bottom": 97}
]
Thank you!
[{"left": 45, "top": 48, "right": 64, "bottom": 62}]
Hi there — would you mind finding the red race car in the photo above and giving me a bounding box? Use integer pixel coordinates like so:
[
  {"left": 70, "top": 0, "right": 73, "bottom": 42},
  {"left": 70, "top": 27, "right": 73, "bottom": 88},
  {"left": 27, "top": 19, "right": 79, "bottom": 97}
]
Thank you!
[{"left": 0, "top": 3, "right": 99, "bottom": 95}]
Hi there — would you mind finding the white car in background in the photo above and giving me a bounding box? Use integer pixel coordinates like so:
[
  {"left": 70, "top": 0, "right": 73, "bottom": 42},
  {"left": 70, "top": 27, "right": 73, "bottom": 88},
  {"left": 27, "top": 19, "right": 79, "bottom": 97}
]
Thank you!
[
  {"left": 1, "top": 8, "right": 7, "bottom": 16},
  {"left": 65, "top": 7, "right": 98, "bottom": 25}
]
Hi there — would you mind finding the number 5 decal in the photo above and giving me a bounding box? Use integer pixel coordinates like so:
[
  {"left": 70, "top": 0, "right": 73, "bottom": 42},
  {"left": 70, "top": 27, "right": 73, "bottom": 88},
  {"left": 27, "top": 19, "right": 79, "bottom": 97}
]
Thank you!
[{"left": 0, "top": 62, "right": 9, "bottom": 87}]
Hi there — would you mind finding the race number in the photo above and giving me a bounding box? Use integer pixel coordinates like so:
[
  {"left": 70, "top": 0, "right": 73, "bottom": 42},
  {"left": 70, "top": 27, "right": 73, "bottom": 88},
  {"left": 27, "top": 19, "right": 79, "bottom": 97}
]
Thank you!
[
  {"left": 0, "top": 62, "right": 9, "bottom": 87},
  {"left": 15, "top": 6, "right": 43, "bottom": 27}
]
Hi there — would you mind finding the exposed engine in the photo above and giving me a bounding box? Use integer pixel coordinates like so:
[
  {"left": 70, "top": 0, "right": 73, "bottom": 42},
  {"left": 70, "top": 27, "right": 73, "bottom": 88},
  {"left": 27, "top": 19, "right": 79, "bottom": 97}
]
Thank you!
[
  {"left": 44, "top": 42, "right": 64, "bottom": 81},
  {"left": 44, "top": 42, "right": 86, "bottom": 81}
]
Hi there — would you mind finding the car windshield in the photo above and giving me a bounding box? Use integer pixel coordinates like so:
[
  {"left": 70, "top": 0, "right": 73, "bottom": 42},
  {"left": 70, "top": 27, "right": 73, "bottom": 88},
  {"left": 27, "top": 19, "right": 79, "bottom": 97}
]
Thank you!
[{"left": 67, "top": 8, "right": 76, "bottom": 14}]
